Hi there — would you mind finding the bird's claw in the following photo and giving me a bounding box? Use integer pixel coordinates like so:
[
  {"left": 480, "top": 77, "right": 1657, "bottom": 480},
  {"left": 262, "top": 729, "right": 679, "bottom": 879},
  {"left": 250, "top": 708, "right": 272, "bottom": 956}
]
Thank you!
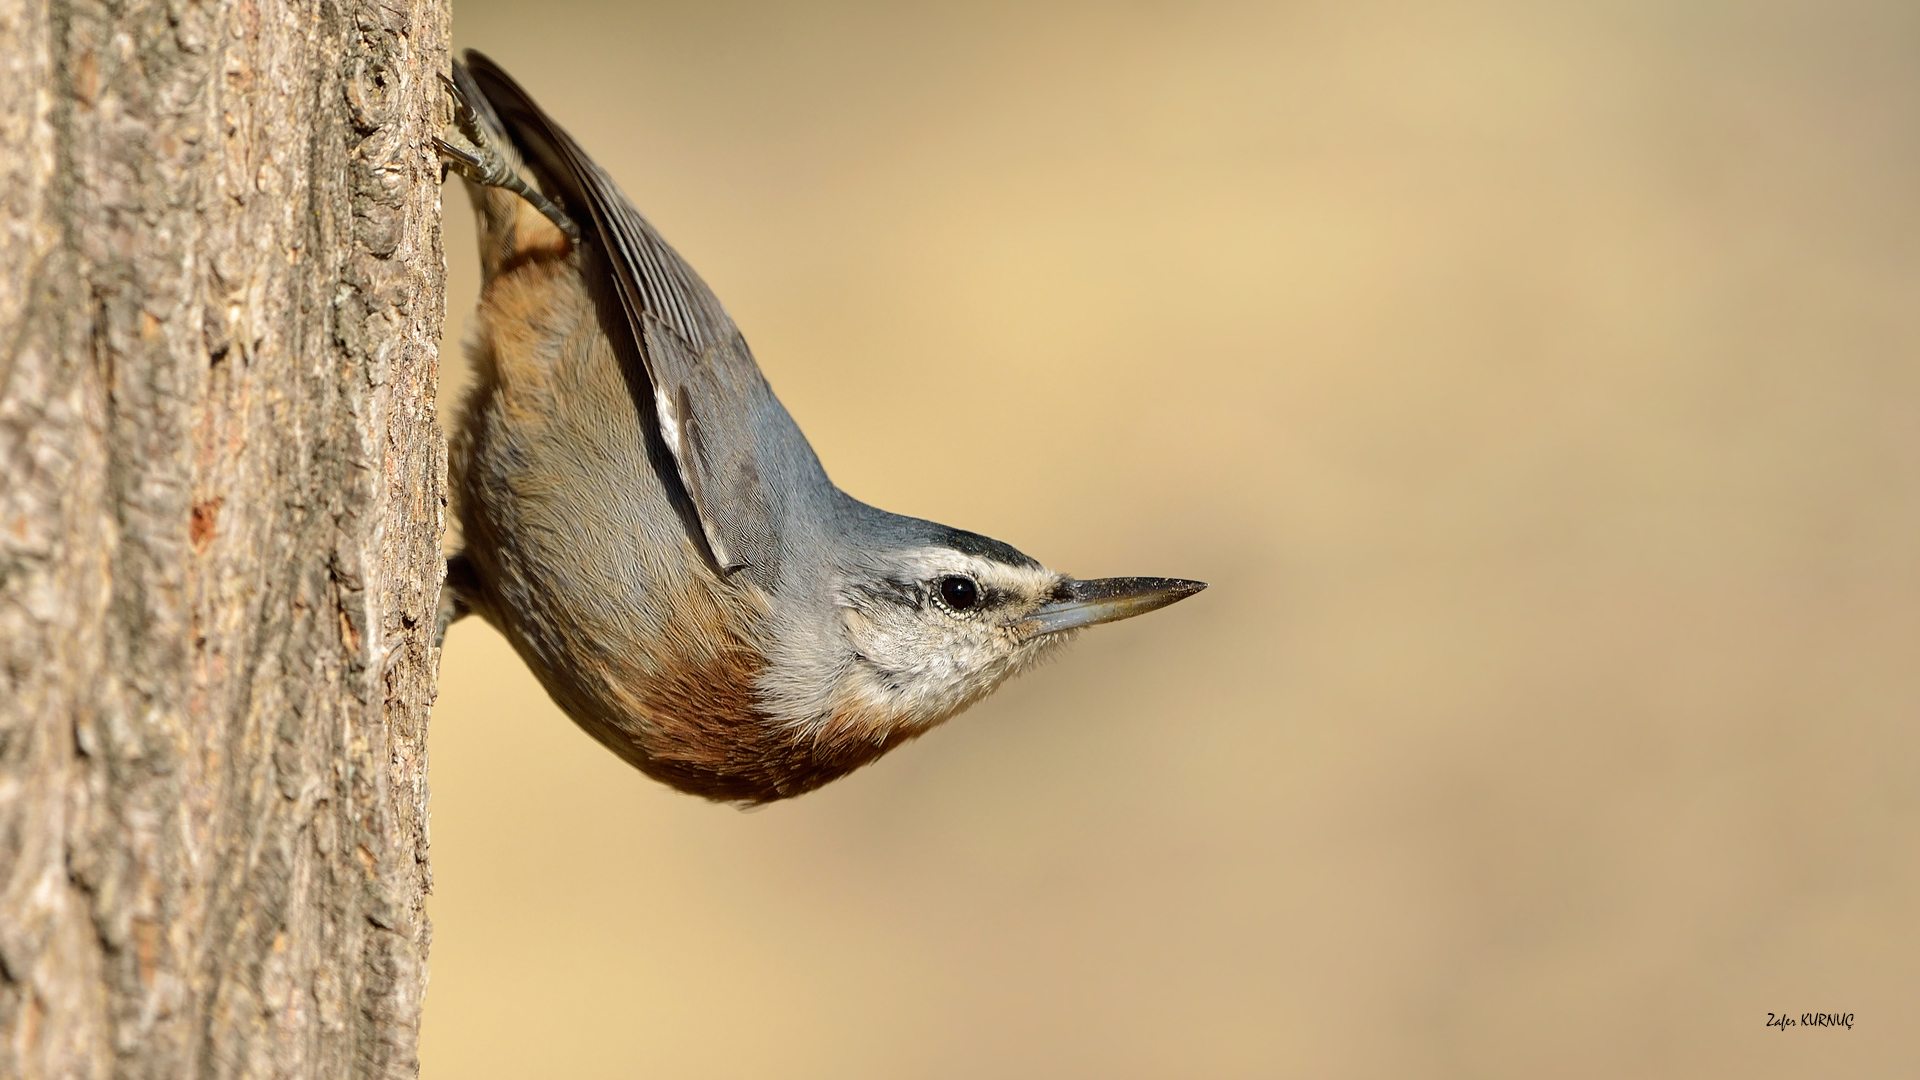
[{"left": 435, "top": 68, "right": 582, "bottom": 244}]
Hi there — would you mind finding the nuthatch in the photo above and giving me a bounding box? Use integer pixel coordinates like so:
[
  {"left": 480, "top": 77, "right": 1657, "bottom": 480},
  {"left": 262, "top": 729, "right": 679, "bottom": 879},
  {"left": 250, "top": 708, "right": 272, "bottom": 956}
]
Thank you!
[{"left": 436, "top": 53, "right": 1205, "bottom": 803}]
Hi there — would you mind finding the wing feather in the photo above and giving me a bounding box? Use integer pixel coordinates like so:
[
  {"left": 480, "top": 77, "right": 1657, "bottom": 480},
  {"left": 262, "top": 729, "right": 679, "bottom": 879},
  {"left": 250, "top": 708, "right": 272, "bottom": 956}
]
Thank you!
[{"left": 462, "top": 52, "right": 789, "bottom": 581}]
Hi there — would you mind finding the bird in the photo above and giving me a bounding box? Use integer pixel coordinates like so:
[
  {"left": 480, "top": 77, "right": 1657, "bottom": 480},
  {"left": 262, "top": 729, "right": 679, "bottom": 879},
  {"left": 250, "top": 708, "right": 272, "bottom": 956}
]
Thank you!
[{"left": 435, "top": 52, "right": 1205, "bottom": 804}]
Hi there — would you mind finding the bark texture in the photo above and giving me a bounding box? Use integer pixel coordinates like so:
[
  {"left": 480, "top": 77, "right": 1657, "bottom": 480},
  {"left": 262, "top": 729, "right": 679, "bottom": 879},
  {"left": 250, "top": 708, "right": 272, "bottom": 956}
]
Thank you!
[{"left": 0, "top": 0, "right": 448, "bottom": 1075}]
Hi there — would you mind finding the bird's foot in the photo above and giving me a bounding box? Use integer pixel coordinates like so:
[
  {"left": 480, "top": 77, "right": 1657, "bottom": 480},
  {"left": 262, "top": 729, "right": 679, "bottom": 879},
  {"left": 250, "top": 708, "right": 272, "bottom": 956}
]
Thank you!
[{"left": 435, "top": 68, "right": 582, "bottom": 243}]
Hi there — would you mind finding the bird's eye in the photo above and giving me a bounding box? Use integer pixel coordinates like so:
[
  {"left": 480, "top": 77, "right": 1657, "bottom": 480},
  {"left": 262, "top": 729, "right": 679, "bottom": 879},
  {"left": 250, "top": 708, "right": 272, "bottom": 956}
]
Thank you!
[{"left": 938, "top": 575, "right": 979, "bottom": 611}]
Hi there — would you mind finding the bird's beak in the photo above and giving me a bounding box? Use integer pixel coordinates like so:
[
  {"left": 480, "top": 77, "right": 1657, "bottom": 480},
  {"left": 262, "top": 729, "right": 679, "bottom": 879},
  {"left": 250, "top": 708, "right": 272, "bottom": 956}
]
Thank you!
[{"left": 1017, "top": 577, "right": 1207, "bottom": 638}]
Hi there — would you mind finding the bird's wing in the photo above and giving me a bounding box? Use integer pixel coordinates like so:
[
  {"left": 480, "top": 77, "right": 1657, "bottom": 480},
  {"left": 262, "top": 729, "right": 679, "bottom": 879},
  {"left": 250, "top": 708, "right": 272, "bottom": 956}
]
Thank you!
[{"left": 461, "top": 51, "right": 786, "bottom": 580}]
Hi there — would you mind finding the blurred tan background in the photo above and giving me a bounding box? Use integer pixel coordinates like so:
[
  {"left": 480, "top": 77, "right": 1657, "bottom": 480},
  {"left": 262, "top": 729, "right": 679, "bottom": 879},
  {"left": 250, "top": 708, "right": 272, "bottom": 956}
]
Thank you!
[{"left": 425, "top": 1, "right": 1920, "bottom": 1076}]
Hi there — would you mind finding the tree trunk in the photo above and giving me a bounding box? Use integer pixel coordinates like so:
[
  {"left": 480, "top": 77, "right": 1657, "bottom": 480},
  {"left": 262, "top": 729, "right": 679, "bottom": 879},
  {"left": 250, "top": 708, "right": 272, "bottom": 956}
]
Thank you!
[{"left": 0, "top": 0, "right": 448, "bottom": 1075}]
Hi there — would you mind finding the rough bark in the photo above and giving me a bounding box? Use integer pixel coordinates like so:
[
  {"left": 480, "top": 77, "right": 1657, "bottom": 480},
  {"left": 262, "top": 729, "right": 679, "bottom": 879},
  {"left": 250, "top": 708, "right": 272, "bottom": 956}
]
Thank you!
[{"left": 0, "top": 0, "right": 448, "bottom": 1075}]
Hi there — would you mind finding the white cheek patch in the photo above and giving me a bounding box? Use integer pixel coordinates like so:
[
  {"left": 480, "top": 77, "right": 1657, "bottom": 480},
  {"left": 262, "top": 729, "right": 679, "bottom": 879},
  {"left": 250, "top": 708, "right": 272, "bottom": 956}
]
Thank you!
[
  {"left": 830, "top": 555, "right": 1062, "bottom": 726},
  {"left": 768, "top": 549, "right": 1069, "bottom": 739}
]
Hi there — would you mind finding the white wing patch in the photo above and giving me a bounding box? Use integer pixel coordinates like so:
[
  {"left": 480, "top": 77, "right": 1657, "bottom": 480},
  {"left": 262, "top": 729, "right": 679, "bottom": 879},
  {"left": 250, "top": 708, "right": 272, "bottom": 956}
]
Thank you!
[
  {"left": 652, "top": 384, "right": 681, "bottom": 454},
  {"left": 654, "top": 382, "right": 736, "bottom": 570}
]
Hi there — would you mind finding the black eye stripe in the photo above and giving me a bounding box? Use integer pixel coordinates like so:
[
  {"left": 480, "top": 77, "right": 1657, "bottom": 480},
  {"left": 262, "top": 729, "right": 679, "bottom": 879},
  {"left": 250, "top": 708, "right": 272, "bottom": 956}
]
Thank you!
[{"left": 938, "top": 575, "right": 979, "bottom": 611}]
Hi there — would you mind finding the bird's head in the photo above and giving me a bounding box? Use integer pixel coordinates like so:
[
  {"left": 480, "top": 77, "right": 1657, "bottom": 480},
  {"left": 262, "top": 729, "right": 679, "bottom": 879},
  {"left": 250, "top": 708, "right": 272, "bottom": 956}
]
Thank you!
[{"left": 751, "top": 515, "right": 1204, "bottom": 777}]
